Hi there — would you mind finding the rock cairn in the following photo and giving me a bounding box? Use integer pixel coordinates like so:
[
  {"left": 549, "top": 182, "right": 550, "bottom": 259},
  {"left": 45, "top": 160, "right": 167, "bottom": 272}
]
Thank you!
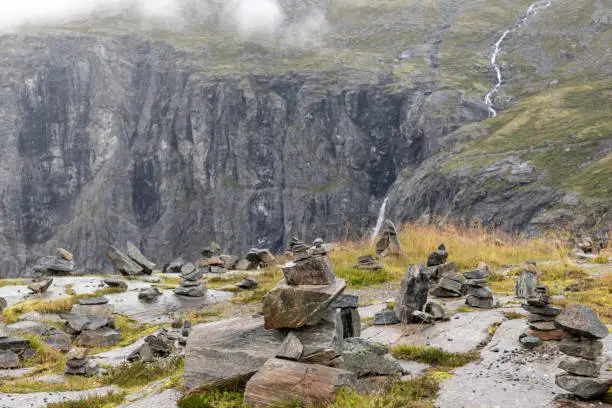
[
  {"left": 138, "top": 287, "right": 162, "bottom": 302},
  {"left": 65, "top": 347, "right": 95, "bottom": 376},
  {"left": 554, "top": 304, "right": 611, "bottom": 400},
  {"left": 427, "top": 244, "right": 448, "bottom": 267},
  {"left": 174, "top": 262, "right": 206, "bottom": 297},
  {"left": 375, "top": 220, "right": 400, "bottom": 257},
  {"left": 128, "top": 330, "right": 175, "bottom": 363},
  {"left": 352, "top": 254, "right": 383, "bottom": 270},
  {"left": 515, "top": 261, "right": 540, "bottom": 298},
  {"left": 200, "top": 242, "right": 239, "bottom": 273},
  {"left": 464, "top": 266, "right": 494, "bottom": 309},
  {"left": 33, "top": 254, "right": 75, "bottom": 276},
  {"left": 61, "top": 298, "right": 121, "bottom": 347},
  {"left": 519, "top": 286, "right": 565, "bottom": 346}
]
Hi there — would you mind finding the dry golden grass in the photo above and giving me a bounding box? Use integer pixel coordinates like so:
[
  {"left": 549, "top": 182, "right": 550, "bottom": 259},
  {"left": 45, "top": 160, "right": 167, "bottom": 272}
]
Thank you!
[
  {"left": 2, "top": 297, "right": 76, "bottom": 324},
  {"left": 330, "top": 222, "right": 568, "bottom": 288}
]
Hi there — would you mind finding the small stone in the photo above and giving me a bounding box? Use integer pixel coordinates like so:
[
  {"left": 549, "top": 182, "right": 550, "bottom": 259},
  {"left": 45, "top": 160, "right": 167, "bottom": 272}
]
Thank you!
[
  {"left": 236, "top": 278, "right": 259, "bottom": 289},
  {"left": 521, "top": 303, "right": 562, "bottom": 316},
  {"left": 554, "top": 304, "right": 609, "bottom": 339},
  {"left": 430, "top": 286, "right": 462, "bottom": 298},
  {"left": 466, "top": 286, "right": 493, "bottom": 299},
  {"left": 527, "top": 313, "right": 555, "bottom": 323},
  {"left": 424, "top": 302, "right": 446, "bottom": 320},
  {"left": 276, "top": 332, "right": 303, "bottom": 361},
  {"left": 528, "top": 321, "right": 556, "bottom": 331},
  {"left": 103, "top": 278, "right": 127, "bottom": 291},
  {"left": 174, "top": 284, "right": 206, "bottom": 297},
  {"left": 77, "top": 297, "right": 108, "bottom": 306},
  {"left": 138, "top": 287, "right": 162, "bottom": 302},
  {"left": 411, "top": 311, "right": 435, "bottom": 324},
  {"left": 463, "top": 269, "right": 489, "bottom": 280},
  {"left": 466, "top": 295, "right": 494, "bottom": 309},
  {"left": 180, "top": 263, "right": 202, "bottom": 281},
  {"left": 75, "top": 328, "right": 121, "bottom": 347},
  {"left": 27, "top": 277, "right": 53, "bottom": 294},
  {"left": 426, "top": 244, "right": 448, "bottom": 267},
  {"left": 0, "top": 297, "right": 7, "bottom": 310},
  {"left": 464, "top": 278, "right": 488, "bottom": 287},
  {"left": 330, "top": 295, "right": 359, "bottom": 309},
  {"left": 234, "top": 260, "right": 253, "bottom": 271},
  {"left": 352, "top": 255, "right": 383, "bottom": 270},
  {"left": 519, "top": 336, "right": 541, "bottom": 349},
  {"left": 282, "top": 255, "right": 335, "bottom": 286},
  {"left": 373, "top": 310, "right": 400, "bottom": 325},
  {"left": 0, "top": 350, "right": 19, "bottom": 369},
  {"left": 341, "top": 338, "right": 402, "bottom": 377},
  {"left": 524, "top": 329, "right": 572, "bottom": 341},
  {"left": 558, "top": 356, "right": 602, "bottom": 377},
  {"left": 559, "top": 338, "right": 603, "bottom": 360},
  {"left": 66, "top": 347, "right": 88, "bottom": 361}
]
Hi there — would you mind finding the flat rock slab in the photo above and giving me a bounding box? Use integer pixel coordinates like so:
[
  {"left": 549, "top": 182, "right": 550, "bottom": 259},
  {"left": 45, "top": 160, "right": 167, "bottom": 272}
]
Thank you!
[
  {"left": 357, "top": 303, "right": 387, "bottom": 319},
  {"left": 116, "top": 389, "right": 182, "bottom": 408},
  {"left": 0, "top": 386, "right": 120, "bottom": 408},
  {"left": 106, "top": 289, "right": 232, "bottom": 324},
  {"left": 436, "top": 319, "right": 563, "bottom": 408},
  {"left": 360, "top": 325, "right": 404, "bottom": 345},
  {"left": 396, "top": 309, "right": 506, "bottom": 353},
  {"left": 0, "top": 367, "right": 35, "bottom": 379},
  {"left": 91, "top": 337, "right": 146, "bottom": 366}
]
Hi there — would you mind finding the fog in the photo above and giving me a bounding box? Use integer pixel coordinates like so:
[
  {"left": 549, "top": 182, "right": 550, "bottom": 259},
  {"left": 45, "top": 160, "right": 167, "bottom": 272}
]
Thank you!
[{"left": 0, "top": 0, "right": 327, "bottom": 45}]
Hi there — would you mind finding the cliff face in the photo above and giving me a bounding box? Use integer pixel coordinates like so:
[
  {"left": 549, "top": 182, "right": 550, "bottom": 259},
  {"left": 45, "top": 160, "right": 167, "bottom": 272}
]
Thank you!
[{"left": 0, "top": 34, "right": 488, "bottom": 275}]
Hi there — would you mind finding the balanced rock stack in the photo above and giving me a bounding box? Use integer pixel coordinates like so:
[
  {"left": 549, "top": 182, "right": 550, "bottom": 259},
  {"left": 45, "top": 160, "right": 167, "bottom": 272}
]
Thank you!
[
  {"left": 128, "top": 330, "right": 175, "bottom": 363},
  {"left": 352, "top": 254, "right": 383, "bottom": 270},
  {"left": 64, "top": 347, "right": 95, "bottom": 376},
  {"left": 33, "top": 249, "right": 76, "bottom": 276},
  {"left": 519, "top": 286, "right": 565, "bottom": 347},
  {"left": 375, "top": 220, "right": 400, "bottom": 258},
  {"left": 174, "top": 263, "right": 206, "bottom": 297},
  {"left": 463, "top": 266, "right": 494, "bottom": 309},
  {"left": 61, "top": 309, "right": 120, "bottom": 348},
  {"left": 426, "top": 244, "right": 464, "bottom": 297},
  {"left": 515, "top": 261, "right": 540, "bottom": 298},
  {"left": 200, "top": 242, "right": 229, "bottom": 273},
  {"left": 554, "top": 304, "right": 611, "bottom": 400}
]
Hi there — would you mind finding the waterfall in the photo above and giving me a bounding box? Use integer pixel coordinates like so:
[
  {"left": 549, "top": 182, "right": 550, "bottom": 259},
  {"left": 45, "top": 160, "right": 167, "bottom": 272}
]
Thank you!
[
  {"left": 484, "top": 0, "right": 552, "bottom": 117},
  {"left": 371, "top": 196, "right": 389, "bottom": 243}
]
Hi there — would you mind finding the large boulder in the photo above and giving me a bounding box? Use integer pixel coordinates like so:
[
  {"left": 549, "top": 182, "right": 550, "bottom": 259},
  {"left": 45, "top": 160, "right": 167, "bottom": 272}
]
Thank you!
[
  {"left": 340, "top": 338, "right": 402, "bottom": 377},
  {"left": 394, "top": 264, "right": 429, "bottom": 323},
  {"left": 184, "top": 317, "right": 286, "bottom": 390},
  {"left": 263, "top": 279, "right": 346, "bottom": 329},
  {"left": 243, "top": 358, "right": 355, "bottom": 408},
  {"left": 33, "top": 256, "right": 75, "bottom": 275},
  {"left": 291, "top": 309, "right": 344, "bottom": 365},
  {"left": 126, "top": 241, "right": 156, "bottom": 274},
  {"left": 559, "top": 338, "right": 603, "bottom": 360},
  {"left": 282, "top": 255, "right": 335, "bottom": 285},
  {"left": 558, "top": 356, "right": 602, "bottom": 377},
  {"left": 5, "top": 321, "right": 71, "bottom": 352},
  {"left": 514, "top": 269, "right": 538, "bottom": 298},
  {"left": 375, "top": 220, "right": 400, "bottom": 258},
  {"left": 107, "top": 246, "right": 143, "bottom": 276},
  {"left": 555, "top": 304, "right": 609, "bottom": 339},
  {"left": 75, "top": 328, "right": 121, "bottom": 347}
]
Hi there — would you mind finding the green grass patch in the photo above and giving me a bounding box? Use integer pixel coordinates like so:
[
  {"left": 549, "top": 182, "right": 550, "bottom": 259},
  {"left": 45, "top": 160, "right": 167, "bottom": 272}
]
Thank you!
[
  {"left": 391, "top": 345, "right": 479, "bottom": 368},
  {"left": 101, "top": 357, "right": 184, "bottom": 389},
  {"left": 178, "top": 388, "right": 244, "bottom": 408},
  {"left": 2, "top": 297, "right": 76, "bottom": 324},
  {"left": 335, "top": 266, "right": 396, "bottom": 288},
  {"left": 46, "top": 392, "right": 126, "bottom": 408}
]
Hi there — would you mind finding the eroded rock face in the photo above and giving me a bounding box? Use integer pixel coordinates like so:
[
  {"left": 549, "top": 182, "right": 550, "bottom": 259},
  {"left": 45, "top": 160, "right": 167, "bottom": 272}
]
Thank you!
[{"left": 184, "top": 317, "right": 286, "bottom": 390}]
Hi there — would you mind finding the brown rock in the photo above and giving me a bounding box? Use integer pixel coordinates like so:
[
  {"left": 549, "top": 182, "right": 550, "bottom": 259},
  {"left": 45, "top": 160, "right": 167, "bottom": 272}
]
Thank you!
[
  {"left": 262, "top": 279, "right": 346, "bottom": 329},
  {"left": 243, "top": 358, "right": 355, "bottom": 408},
  {"left": 525, "top": 329, "right": 572, "bottom": 341},
  {"left": 282, "top": 255, "right": 335, "bottom": 285}
]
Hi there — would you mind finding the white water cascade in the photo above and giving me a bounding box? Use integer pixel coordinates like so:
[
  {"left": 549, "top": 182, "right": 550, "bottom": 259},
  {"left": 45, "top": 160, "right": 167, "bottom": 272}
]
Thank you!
[
  {"left": 484, "top": 0, "right": 552, "bottom": 117},
  {"left": 371, "top": 196, "right": 389, "bottom": 243}
]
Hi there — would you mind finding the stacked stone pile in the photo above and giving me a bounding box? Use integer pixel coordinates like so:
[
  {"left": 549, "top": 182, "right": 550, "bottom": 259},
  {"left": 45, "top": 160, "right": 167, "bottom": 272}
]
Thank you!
[
  {"left": 463, "top": 267, "right": 494, "bottom": 309},
  {"left": 61, "top": 297, "right": 120, "bottom": 347},
  {"left": 519, "top": 286, "right": 566, "bottom": 345},
  {"left": 426, "top": 244, "right": 464, "bottom": 297},
  {"left": 64, "top": 347, "right": 96, "bottom": 376},
  {"left": 375, "top": 220, "right": 400, "bottom": 258},
  {"left": 515, "top": 261, "right": 540, "bottom": 298},
  {"left": 174, "top": 262, "right": 206, "bottom": 297},
  {"left": 128, "top": 330, "right": 175, "bottom": 363},
  {"left": 0, "top": 328, "right": 31, "bottom": 369},
  {"left": 554, "top": 304, "right": 611, "bottom": 400}
]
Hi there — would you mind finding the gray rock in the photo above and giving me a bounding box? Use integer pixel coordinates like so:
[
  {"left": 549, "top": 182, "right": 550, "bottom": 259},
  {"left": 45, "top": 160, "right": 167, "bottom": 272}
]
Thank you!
[
  {"left": 463, "top": 278, "right": 488, "bottom": 287},
  {"left": 220, "top": 255, "right": 239, "bottom": 269},
  {"left": 107, "top": 247, "right": 143, "bottom": 276},
  {"left": 375, "top": 220, "right": 401, "bottom": 258},
  {"left": 209, "top": 265, "right": 226, "bottom": 274},
  {"left": 77, "top": 297, "right": 109, "bottom": 305},
  {"left": 437, "top": 275, "right": 464, "bottom": 296},
  {"left": 394, "top": 264, "right": 429, "bottom": 323},
  {"left": 75, "top": 328, "right": 121, "bottom": 347},
  {"left": 466, "top": 295, "right": 494, "bottom": 309},
  {"left": 521, "top": 303, "right": 562, "bottom": 316},
  {"left": 465, "top": 285, "right": 493, "bottom": 299},
  {"left": 373, "top": 310, "right": 400, "bottom": 325},
  {"left": 424, "top": 302, "right": 446, "bottom": 320},
  {"left": 341, "top": 338, "right": 402, "bottom": 377},
  {"left": 558, "top": 356, "right": 602, "bottom": 377},
  {"left": 559, "top": 338, "right": 603, "bottom": 360},
  {"left": 555, "top": 372, "right": 612, "bottom": 399},
  {"left": 178, "top": 279, "right": 201, "bottom": 287},
  {"left": 276, "top": 332, "right": 303, "bottom": 361},
  {"left": 174, "top": 284, "right": 206, "bottom": 297},
  {"left": 0, "top": 337, "right": 29, "bottom": 353},
  {"left": 426, "top": 244, "right": 448, "bottom": 267},
  {"left": 519, "top": 335, "right": 541, "bottom": 349},
  {"left": 263, "top": 279, "right": 346, "bottom": 329},
  {"left": 61, "top": 313, "right": 112, "bottom": 333},
  {"left": 412, "top": 311, "right": 435, "bottom": 323},
  {"left": 163, "top": 258, "right": 184, "bottom": 273},
  {"left": 6, "top": 321, "right": 71, "bottom": 352},
  {"left": 462, "top": 269, "right": 489, "bottom": 280},
  {"left": 103, "top": 278, "right": 128, "bottom": 291},
  {"left": 126, "top": 241, "right": 156, "bottom": 274},
  {"left": 246, "top": 249, "right": 275, "bottom": 266},
  {"left": 514, "top": 270, "right": 538, "bottom": 298},
  {"left": 184, "top": 317, "right": 287, "bottom": 390},
  {"left": 282, "top": 255, "right": 335, "bottom": 286},
  {"left": 330, "top": 294, "right": 359, "bottom": 309},
  {"left": 339, "top": 308, "right": 361, "bottom": 338},
  {"left": 138, "top": 287, "right": 162, "bottom": 302},
  {"left": 180, "top": 263, "right": 201, "bottom": 281},
  {"left": 236, "top": 277, "right": 259, "bottom": 289},
  {"left": 234, "top": 260, "right": 253, "bottom": 271},
  {"left": 137, "top": 334, "right": 174, "bottom": 362},
  {"left": 554, "top": 304, "right": 609, "bottom": 339},
  {"left": 201, "top": 242, "right": 222, "bottom": 258},
  {"left": 292, "top": 309, "right": 344, "bottom": 365},
  {"left": 56, "top": 248, "right": 73, "bottom": 261},
  {"left": 71, "top": 303, "right": 114, "bottom": 318},
  {"left": 0, "top": 350, "right": 19, "bottom": 369},
  {"left": 27, "top": 277, "right": 53, "bottom": 293},
  {"left": 527, "top": 321, "right": 555, "bottom": 331},
  {"left": 352, "top": 254, "right": 384, "bottom": 270},
  {"left": 33, "top": 256, "right": 75, "bottom": 275},
  {"left": 527, "top": 313, "right": 555, "bottom": 323},
  {"left": 424, "top": 262, "right": 458, "bottom": 280},
  {"left": 430, "top": 286, "right": 462, "bottom": 298}
]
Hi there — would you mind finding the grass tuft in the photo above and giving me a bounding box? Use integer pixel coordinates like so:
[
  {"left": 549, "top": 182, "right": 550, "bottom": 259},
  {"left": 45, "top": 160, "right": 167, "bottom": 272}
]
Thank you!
[
  {"left": 391, "top": 345, "right": 479, "bottom": 368},
  {"left": 179, "top": 388, "right": 244, "bottom": 408},
  {"left": 46, "top": 392, "right": 126, "bottom": 408},
  {"left": 101, "top": 357, "right": 184, "bottom": 389}
]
